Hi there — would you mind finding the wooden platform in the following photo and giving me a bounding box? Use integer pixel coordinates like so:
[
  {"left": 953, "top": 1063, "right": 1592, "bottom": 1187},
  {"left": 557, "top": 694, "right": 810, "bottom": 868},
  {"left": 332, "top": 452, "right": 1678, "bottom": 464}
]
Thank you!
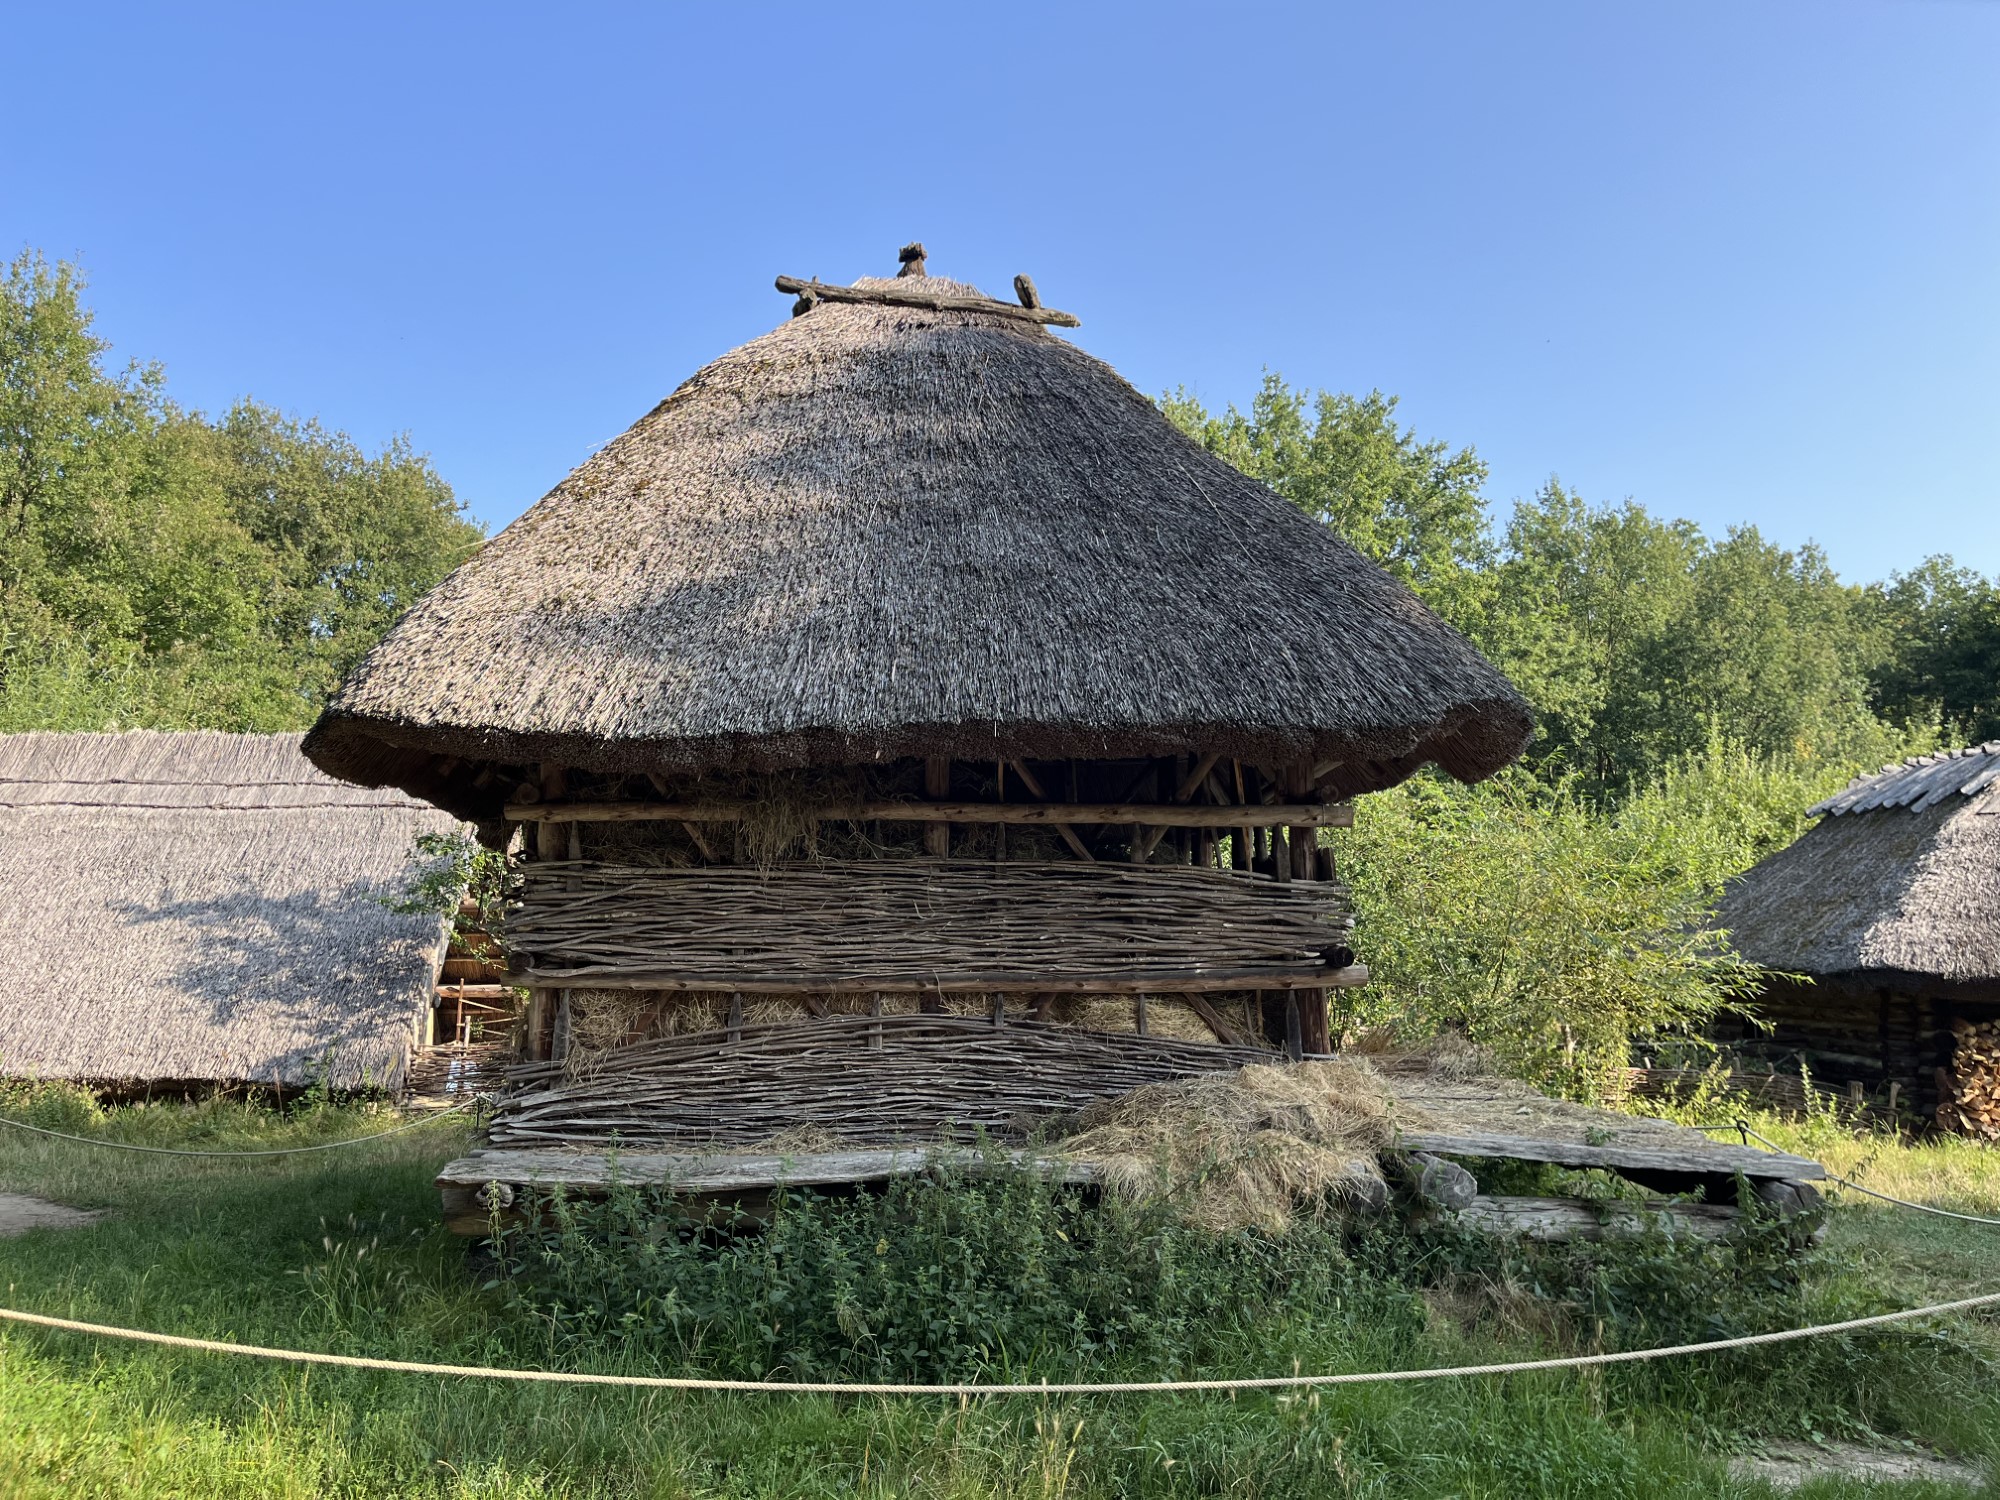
[{"left": 435, "top": 1060, "right": 1825, "bottom": 1236}]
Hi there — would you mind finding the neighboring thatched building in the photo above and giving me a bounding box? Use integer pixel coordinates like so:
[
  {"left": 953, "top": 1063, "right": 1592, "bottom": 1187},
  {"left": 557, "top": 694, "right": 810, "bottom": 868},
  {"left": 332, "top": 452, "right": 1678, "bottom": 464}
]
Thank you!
[
  {"left": 305, "top": 247, "right": 1533, "bottom": 1154},
  {"left": 0, "top": 731, "right": 457, "bottom": 1093},
  {"left": 1714, "top": 743, "right": 2000, "bottom": 1127}
]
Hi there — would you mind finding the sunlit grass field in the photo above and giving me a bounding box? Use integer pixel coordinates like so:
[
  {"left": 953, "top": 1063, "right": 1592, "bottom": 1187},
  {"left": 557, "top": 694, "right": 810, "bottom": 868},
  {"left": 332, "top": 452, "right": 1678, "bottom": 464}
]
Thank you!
[{"left": 0, "top": 1087, "right": 1994, "bottom": 1499}]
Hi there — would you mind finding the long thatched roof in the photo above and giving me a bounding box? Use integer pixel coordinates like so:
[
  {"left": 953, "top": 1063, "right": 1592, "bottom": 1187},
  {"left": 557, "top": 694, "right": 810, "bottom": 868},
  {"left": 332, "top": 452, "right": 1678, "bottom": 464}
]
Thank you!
[
  {"left": 0, "top": 732, "right": 457, "bottom": 1090},
  {"left": 1716, "top": 744, "right": 2000, "bottom": 991},
  {"left": 304, "top": 255, "right": 1531, "bottom": 824}
]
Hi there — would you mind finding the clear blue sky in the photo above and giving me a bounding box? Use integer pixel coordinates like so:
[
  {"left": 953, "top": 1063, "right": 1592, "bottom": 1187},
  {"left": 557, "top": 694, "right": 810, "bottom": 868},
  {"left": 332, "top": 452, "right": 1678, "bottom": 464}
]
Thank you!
[{"left": 6, "top": 2, "right": 1995, "bottom": 580}]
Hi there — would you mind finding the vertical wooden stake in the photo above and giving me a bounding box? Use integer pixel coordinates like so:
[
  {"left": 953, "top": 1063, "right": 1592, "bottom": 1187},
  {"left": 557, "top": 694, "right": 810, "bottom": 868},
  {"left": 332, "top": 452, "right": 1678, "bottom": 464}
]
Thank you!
[
  {"left": 1135, "top": 991, "right": 1150, "bottom": 1037},
  {"left": 1284, "top": 991, "right": 1303, "bottom": 1060},
  {"left": 868, "top": 991, "right": 883, "bottom": 1051},
  {"left": 924, "top": 757, "right": 951, "bottom": 857},
  {"left": 727, "top": 992, "right": 743, "bottom": 1044}
]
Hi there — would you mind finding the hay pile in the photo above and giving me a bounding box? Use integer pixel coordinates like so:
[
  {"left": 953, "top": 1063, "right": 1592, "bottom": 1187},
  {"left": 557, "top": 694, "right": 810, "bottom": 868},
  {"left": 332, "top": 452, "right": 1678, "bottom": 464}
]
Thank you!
[{"left": 1052, "top": 1058, "right": 1405, "bottom": 1233}]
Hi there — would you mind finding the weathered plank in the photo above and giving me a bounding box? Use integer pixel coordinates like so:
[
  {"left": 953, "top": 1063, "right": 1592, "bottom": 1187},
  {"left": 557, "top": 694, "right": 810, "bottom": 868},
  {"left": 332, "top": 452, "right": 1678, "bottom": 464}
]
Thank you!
[
  {"left": 1454, "top": 1195, "right": 1741, "bottom": 1242},
  {"left": 437, "top": 1146, "right": 1101, "bottom": 1193},
  {"left": 1396, "top": 1128, "right": 1823, "bottom": 1181}
]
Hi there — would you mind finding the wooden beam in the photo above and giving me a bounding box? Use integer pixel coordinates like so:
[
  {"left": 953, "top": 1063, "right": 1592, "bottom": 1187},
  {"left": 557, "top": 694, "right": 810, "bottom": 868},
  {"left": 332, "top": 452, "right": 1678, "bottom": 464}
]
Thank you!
[
  {"left": 514, "top": 963, "right": 1372, "bottom": 995},
  {"left": 1455, "top": 1195, "right": 1739, "bottom": 1242},
  {"left": 1171, "top": 751, "right": 1224, "bottom": 804},
  {"left": 775, "top": 275, "right": 1081, "bottom": 328},
  {"left": 506, "top": 798, "right": 1355, "bottom": 829},
  {"left": 1004, "top": 761, "right": 1093, "bottom": 860},
  {"left": 1396, "top": 1128, "right": 1823, "bottom": 1181},
  {"left": 508, "top": 794, "right": 1353, "bottom": 832}
]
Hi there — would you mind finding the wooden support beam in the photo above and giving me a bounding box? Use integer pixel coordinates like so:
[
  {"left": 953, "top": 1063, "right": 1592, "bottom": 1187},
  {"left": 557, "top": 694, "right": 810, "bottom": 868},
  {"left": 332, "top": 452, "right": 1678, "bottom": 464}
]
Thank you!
[
  {"left": 504, "top": 797, "right": 1355, "bottom": 829},
  {"left": 515, "top": 963, "right": 1372, "bottom": 995},
  {"left": 1004, "top": 761, "right": 1094, "bottom": 860},
  {"left": 923, "top": 757, "right": 951, "bottom": 857},
  {"left": 1171, "top": 751, "right": 1224, "bottom": 804},
  {"left": 775, "top": 275, "right": 1082, "bottom": 328}
]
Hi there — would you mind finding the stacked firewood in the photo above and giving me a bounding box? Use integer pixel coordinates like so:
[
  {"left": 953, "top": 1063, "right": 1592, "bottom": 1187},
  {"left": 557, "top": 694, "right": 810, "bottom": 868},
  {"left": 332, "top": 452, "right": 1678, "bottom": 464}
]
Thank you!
[{"left": 1945, "top": 1018, "right": 2000, "bottom": 1138}]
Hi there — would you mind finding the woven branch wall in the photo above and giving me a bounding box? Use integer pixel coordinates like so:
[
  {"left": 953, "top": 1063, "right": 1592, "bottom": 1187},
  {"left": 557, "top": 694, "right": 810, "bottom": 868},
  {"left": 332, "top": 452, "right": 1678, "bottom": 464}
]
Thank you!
[
  {"left": 507, "top": 860, "right": 1354, "bottom": 991},
  {"left": 492, "top": 1015, "right": 1275, "bottom": 1147}
]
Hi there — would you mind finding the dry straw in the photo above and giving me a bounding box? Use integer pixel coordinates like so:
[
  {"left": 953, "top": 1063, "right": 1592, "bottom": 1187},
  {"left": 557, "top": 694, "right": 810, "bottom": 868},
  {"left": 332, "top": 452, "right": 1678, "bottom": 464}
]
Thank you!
[
  {"left": 1717, "top": 743, "right": 2000, "bottom": 986},
  {"left": 0, "top": 731, "right": 456, "bottom": 1090}
]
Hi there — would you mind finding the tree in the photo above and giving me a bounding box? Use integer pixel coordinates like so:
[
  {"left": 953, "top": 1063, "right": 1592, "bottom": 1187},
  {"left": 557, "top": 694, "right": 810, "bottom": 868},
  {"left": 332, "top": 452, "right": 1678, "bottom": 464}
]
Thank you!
[
  {"left": 0, "top": 250, "right": 482, "bottom": 731},
  {"left": 1869, "top": 556, "right": 2000, "bottom": 743},
  {"left": 1161, "top": 377, "right": 1494, "bottom": 634}
]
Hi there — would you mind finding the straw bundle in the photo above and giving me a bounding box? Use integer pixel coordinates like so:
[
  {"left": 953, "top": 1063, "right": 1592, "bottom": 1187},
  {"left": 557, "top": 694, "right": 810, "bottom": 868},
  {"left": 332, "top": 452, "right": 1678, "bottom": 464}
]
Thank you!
[{"left": 1052, "top": 1059, "right": 1400, "bottom": 1232}]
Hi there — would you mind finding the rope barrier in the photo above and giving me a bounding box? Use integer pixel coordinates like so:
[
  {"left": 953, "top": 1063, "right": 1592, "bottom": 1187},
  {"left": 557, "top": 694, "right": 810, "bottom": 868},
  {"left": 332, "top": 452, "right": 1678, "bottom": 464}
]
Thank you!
[
  {"left": 0, "top": 1100, "right": 476, "bottom": 1158},
  {"left": 1693, "top": 1121, "right": 2000, "bottom": 1227},
  {"left": 2, "top": 1291, "right": 1995, "bottom": 1395}
]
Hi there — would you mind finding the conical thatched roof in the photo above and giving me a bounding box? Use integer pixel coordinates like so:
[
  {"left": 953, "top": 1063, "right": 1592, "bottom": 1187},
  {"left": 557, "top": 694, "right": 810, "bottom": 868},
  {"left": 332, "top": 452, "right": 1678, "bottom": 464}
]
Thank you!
[
  {"left": 1716, "top": 744, "right": 2000, "bottom": 990},
  {"left": 305, "top": 257, "right": 1531, "bottom": 822},
  {"left": 0, "top": 731, "right": 456, "bottom": 1090}
]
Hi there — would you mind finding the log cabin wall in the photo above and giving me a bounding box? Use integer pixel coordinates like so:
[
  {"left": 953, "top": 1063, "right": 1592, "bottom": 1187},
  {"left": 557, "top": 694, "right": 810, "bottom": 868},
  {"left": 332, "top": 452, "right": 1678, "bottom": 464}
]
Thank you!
[{"left": 1717, "top": 976, "right": 2000, "bottom": 1123}]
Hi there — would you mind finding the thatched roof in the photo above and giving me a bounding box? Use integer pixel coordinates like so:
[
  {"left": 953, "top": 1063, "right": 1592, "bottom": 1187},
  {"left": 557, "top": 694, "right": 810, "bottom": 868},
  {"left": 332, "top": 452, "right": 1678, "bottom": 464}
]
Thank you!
[
  {"left": 1716, "top": 744, "right": 2000, "bottom": 990},
  {"left": 303, "top": 256, "right": 1531, "bottom": 824},
  {"left": 0, "top": 732, "right": 457, "bottom": 1090}
]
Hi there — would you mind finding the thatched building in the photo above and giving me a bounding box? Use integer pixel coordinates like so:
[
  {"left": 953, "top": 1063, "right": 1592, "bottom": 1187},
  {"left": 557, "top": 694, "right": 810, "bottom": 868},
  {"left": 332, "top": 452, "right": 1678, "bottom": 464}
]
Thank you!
[
  {"left": 0, "top": 731, "right": 456, "bottom": 1093},
  {"left": 306, "top": 247, "right": 1532, "bottom": 1147},
  {"left": 1714, "top": 743, "right": 2000, "bottom": 1127}
]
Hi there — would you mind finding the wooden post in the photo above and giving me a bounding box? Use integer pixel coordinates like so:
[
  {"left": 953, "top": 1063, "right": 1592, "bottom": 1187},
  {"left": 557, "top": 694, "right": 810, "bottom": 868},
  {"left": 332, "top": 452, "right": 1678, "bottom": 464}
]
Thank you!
[
  {"left": 727, "top": 992, "right": 744, "bottom": 1044},
  {"left": 868, "top": 991, "right": 883, "bottom": 1051},
  {"left": 1135, "top": 991, "right": 1150, "bottom": 1037},
  {"left": 1284, "top": 991, "right": 1304, "bottom": 1059},
  {"left": 1290, "top": 759, "right": 1332, "bottom": 1055},
  {"left": 994, "top": 760, "right": 1008, "bottom": 862},
  {"left": 1232, "top": 760, "right": 1253, "bottom": 871},
  {"left": 524, "top": 764, "right": 567, "bottom": 1060},
  {"left": 924, "top": 757, "right": 951, "bottom": 856},
  {"left": 1288, "top": 761, "right": 1315, "bottom": 882}
]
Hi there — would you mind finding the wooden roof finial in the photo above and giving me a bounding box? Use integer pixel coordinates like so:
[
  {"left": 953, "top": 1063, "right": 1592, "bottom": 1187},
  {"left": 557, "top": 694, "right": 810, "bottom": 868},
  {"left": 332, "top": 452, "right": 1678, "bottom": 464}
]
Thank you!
[
  {"left": 896, "top": 242, "right": 928, "bottom": 278},
  {"left": 1013, "top": 274, "right": 1041, "bottom": 310}
]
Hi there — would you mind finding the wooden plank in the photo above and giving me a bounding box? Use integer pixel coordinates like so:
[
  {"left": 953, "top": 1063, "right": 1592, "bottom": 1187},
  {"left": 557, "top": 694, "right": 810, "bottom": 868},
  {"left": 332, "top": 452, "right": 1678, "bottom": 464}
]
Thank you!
[
  {"left": 515, "top": 963, "right": 1371, "bottom": 994},
  {"left": 437, "top": 1146, "right": 1105, "bottom": 1195},
  {"left": 775, "top": 275, "right": 1081, "bottom": 328},
  {"left": 1455, "top": 1195, "right": 1740, "bottom": 1242},
  {"left": 504, "top": 798, "right": 1355, "bottom": 829},
  {"left": 1397, "top": 1128, "right": 1823, "bottom": 1180}
]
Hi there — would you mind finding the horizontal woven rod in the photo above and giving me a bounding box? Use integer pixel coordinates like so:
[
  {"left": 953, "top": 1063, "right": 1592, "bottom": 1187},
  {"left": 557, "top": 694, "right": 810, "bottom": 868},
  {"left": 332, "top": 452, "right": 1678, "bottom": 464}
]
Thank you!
[
  {"left": 774, "top": 275, "right": 1082, "bottom": 328},
  {"left": 513, "top": 965, "right": 1367, "bottom": 993},
  {"left": 503, "top": 799, "right": 1354, "bottom": 828}
]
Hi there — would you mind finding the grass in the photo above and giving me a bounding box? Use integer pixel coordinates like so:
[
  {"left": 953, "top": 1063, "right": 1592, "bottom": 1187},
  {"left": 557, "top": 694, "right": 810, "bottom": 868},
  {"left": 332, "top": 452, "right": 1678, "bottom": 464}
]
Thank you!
[{"left": 0, "top": 1086, "right": 1994, "bottom": 1498}]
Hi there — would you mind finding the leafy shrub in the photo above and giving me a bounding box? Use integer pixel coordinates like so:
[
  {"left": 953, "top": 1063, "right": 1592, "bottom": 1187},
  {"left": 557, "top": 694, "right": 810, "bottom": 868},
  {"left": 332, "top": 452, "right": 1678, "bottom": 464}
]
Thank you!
[
  {"left": 0, "top": 1078, "right": 107, "bottom": 1134},
  {"left": 491, "top": 1155, "right": 1426, "bottom": 1383}
]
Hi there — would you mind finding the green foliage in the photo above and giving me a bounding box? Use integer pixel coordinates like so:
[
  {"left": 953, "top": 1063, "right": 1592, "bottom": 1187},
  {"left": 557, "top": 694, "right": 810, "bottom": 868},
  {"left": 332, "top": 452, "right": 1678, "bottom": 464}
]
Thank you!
[
  {"left": 1488, "top": 484, "right": 1903, "bottom": 792},
  {"left": 1161, "top": 381, "right": 1984, "bottom": 799},
  {"left": 1869, "top": 554, "right": 2000, "bottom": 742},
  {"left": 382, "top": 830, "right": 511, "bottom": 934},
  {"left": 0, "top": 250, "right": 482, "bottom": 732},
  {"left": 1161, "top": 378, "right": 1494, "bottom": 634},
  {"left": 493, "top": 1157, "right": 1418, "bottom": 1383},
  {"left": 1335, "top": 736, "right": 1940, "bottom": 1092}
]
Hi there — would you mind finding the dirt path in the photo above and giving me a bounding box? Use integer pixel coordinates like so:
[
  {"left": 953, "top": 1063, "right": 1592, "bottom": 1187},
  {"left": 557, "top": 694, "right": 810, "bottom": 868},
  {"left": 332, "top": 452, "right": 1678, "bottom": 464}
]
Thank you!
[
  {"left": 0, "top": 1192, "right": 105, "bottom": 1237},
  {"left": 1732, "top": 1439, "right": 1986, "bottom": 1491}
]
